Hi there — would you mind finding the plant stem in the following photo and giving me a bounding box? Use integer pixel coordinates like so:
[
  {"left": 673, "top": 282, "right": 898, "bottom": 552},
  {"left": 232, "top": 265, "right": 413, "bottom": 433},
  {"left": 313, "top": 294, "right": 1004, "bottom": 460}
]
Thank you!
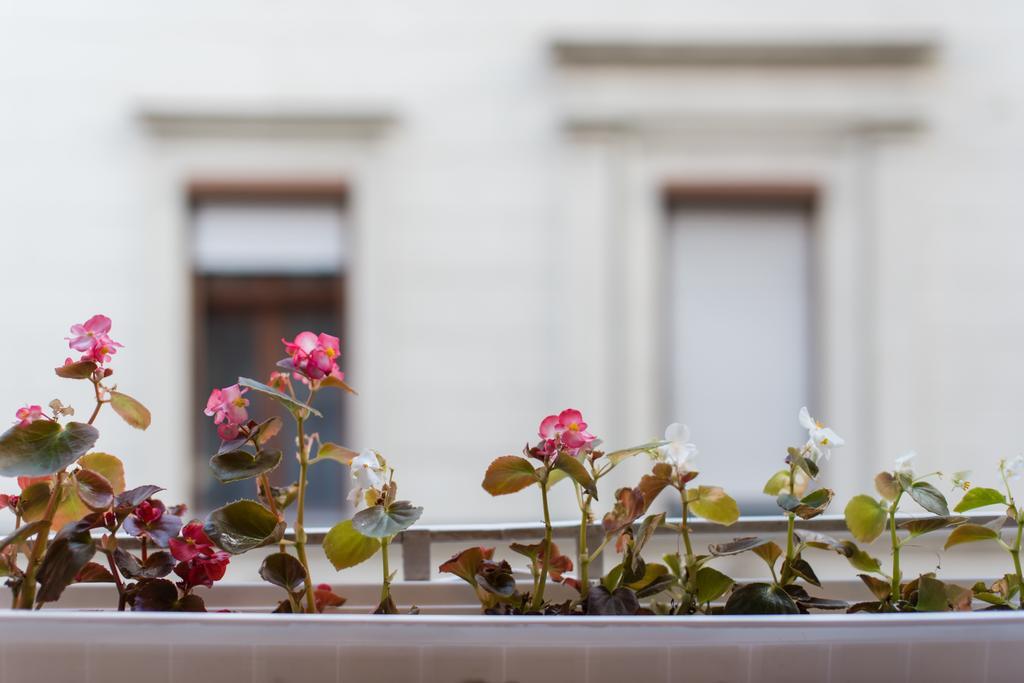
[
  {"left": 294, "top": 412, "right": 316, "bottom": 614},
  {"left": 888, "top": 492, "right": 903, "bottom": 603},
  {"left": 380, "top": 536, "right": 392, "bottom": 605},
  {"left": 531, "top": 474, "right": 553, "bottom": 611},
  {"left": 577, "top": 488, "right": 592, "bottom": 600},
  {"left": 103, "top": 549, "right": 127, "bottom": 611},
  {"left": 784, "top": 463, "right": 797, "bottom": 567},
  {"left": 679, "top": 486, "right": 695, "bottom": 564},
  {"left": 17, "top": 471, "right": 66, "bottom": 609},
  {"left": 1012, "top": 515, "right": 1024, "bottom": 610},
  {"left": 87, "top": 379, "right": 105, "bottom": 425}
]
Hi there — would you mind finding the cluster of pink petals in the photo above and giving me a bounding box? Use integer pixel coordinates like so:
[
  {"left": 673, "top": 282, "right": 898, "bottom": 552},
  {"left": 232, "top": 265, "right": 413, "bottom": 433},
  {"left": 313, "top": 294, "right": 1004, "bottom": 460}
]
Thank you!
[
  {"left": 14, "top": 405, "right": 44, "bottom": 428},
  {"left": 172, "top": 522, "right": 230, "bottom": 590},
  {"left": 282, "top": 331, "right": 342, "bottom": 381},
  {"left": 170, "top": 521, "right": 217, "bottom": 562},
  {"left": 0, "top": 493, "right": 19, "bottom": 511},
  {"left": 537, "top": 408, "right": 597, "bottom": 456},
  {"left": 66, "top": 314, "right": 122, "bottom": 366},
  {"left": 204, "top": 384, "right": 249, "bottom": 440}
]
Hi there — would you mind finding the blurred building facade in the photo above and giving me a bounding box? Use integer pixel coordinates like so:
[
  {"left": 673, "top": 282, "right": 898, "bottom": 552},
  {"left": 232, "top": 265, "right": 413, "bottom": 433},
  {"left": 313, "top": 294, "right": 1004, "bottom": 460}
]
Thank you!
[{"left": 2, "top": 2, "right": 1023, "bottom": 523}]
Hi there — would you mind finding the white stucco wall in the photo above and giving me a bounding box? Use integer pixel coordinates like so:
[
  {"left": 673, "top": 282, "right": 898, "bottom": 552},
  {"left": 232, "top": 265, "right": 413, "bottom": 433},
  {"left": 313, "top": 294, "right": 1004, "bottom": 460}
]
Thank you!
[{"left": 1, "top": 1, "right": 1022, "bottom": 524}]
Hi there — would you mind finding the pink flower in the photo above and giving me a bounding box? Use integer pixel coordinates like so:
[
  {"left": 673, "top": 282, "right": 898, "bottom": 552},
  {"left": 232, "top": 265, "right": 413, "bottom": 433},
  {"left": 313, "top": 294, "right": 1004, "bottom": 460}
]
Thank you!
[
  {"left": 281, "top": 331, "right": 342, "bottom": 381},
  {"left": 66, "top": 314, "right": 123, "bottom": 366},
  {"left": 14, "top": 405, "right": 44, "bottom": 427},
  {"left": 536, "top": 408, "right": 596, "bottom": 454},
  {"left": 170, "top": 521, "right": 216, "bottom": 562},
  {"left": 556, "top": 408, "right": 595, "bottom": 450},
  {"left": 204, "top": 384, "right": 249, "bottom": 440}
]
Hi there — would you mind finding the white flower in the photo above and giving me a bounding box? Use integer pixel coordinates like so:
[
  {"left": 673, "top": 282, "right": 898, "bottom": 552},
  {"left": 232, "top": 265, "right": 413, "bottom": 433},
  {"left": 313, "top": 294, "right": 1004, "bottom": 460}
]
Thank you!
[
  {"left": 894, "top": 451, "right": 916, "bottom": 474},
  {"left": 1003, "top": 455, "right": 1024, "bottom": 481},
  {"left": 799, "top": 406, "right": 845, "bottom": 462},
  {"left": 348, "top": 449, "right": 386, "bottom": 509},
  {"left": 656, "top": 422, "right": 698, "bottom": 474}
]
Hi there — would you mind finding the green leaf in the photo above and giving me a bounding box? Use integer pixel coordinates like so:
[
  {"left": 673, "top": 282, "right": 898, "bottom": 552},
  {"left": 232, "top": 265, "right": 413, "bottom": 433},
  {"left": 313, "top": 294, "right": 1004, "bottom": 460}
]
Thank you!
[
  {"left": 954, "top": 487, "right": 1008, "bottom": 513},
  {"left": 778, "top": 488, "right": 833, "bottom": 520},
  {"left": 78, "top": 452, "right": 125, "bottom": 494},
  {"left": 259, "top": 552, "right": 307, "bottom": 593},
  {"left": 318, "top": 373, "right": 358, "bottom": 395},
  {"left": 944, "top": 523, "right": 1000, "bottom": 549},
  {"left": 844, "top": 494, "right": 888, "bottom": 543},
  {"left": 36, "top": 520, "right": 96, "bottom": 605},
  {"left": 785, "top": 557, "right": 821, "bottom": 587},
  {"left": 109, "top": 391, "right": 151, "bottom": 430},
  {"left": 586, "top": 586, "right": 639, "bottom": 615},
  {"left": 18, "top": 482, "right": 53, "bottom": 522},
  {"left": 907, "top": 481, "right": 950, "bottom": 516},
  {"left": 481, "top": 455, "right": 539, "bottom": 496},
  {"left": 724, "top": 583, "right": 799, "bottom": 615},
  {"left": 763, "top": 469, "right": 793, "bottom": 496},
  {"left": 874, "top": 472, "right": 900, "bottom": 501},
  {"left": 552, "top": 453, "right": 598, "bottom": 498},
  {"left": 899, "top": 516, "right": 966, "bottom": 539},
  {"left": 858, "top": 573, "right": 892, "bottom": 601},
  {"left": 839, "top": 541, "right": 883, "bottom": 574},
  {"left": 55, "top": 360, "right": 97, "bottom": 379},
  {"left": 695, "top": 566, "right": 734, "bottom": 604},
  {"left": 709, "top": 537, "right": 772, "bottom": 557},
  {"left": 204, "top": 499, "right": 285, "bottom": 554},
  {"left": 323, "top": 520, "right": 381, "bottom": 570},
  {"left": 752, "top": 541, "right": 783, "bottom": 571},
  {"left": 438, "top": 546, "right": 494, "bottom": 585},
  {"left": 689, "top": 486, "right": 739, "bottom": 525},
  {"left": 312, "top": 442, "right": 358, "bottom": 465},
  {"left": 605, "top": 442, "right": 662, "bottom": 466},
  {"left": 786, "top": 447, "right": 819, "bottom": 479},
  {"left": 238, "top": 377, "right": 322, "bottom": 418},
  {"left": 0, "top": 421, "right": 99, "bottom": 477},
  {"left": 73, "top": 468, "right": 114, "bottom": 511},
  {"left": 352, "top": 501, "right": 423, "bottom": 538},
  {"left": 209, "top": 449, "right": 283, "bottom": 483},
  {"left": 0, "top": 520, "right": 48, "bottom": 554},
  {"left": 915, "top": 575, "right": 951, "bottom": 612}
]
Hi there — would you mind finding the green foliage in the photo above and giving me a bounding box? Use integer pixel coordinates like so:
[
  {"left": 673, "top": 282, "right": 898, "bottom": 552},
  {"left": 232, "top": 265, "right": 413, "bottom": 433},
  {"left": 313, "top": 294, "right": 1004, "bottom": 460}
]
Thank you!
[
  {"left": 312, "top": 442, "right": 358, "bottom": 465},
  {"left": 259, "top": 552, "right": 308, "bottom": 593},
  {"left": 586, "top": 586, "right": 639, "bottom": 615},
  {"left": 944, "top": 523, "right": 1000, "bottom": 549},
  {"left": 954, "top": 487, "right": 1008, "bottom": 513},
  {"left": 763, "top": 469, "right": 792, "bottom": 496},
  {"left": 481, "top": 455, "right": 539, "bottom": 496},
  {"left": 109, "top": 391, "right": 151, "bottom": 430},
  {"left": 78, "top": 452, "right": 125, "bottom": 494},
  {"left": 209, "top": 449, "right": 282, "bottom": 483},
  {"left": 907, "top": 481, "right": 950, "bottom": 516},
  {"left": 323, "top": 520, "right": 381, "bottom": 570},
  {"left": 551, "top": 453, "right": 597, "bottom": 498},
  {"left": 204, "top": 499, "right": 285, "bottom": 554},
  {"left": 689, "top": 486, "right": 739, "bottom": 525},
  {"left": 777, "top": 488, "right": 833, "bottom": 520},
  {"left": 0, "top": 421, "right": 99, "bottom": 477},
  {"left": 844, "top": 495, "right": 888, "bottom": 543},
  {"left": 352, "top": 501, "right": 423, "bottom": 538},
  {"left": 695, "top": 566, "right": 734, "bottom": 604},
  {"left": 839, "top": 541, "right": 883, "bottom": 574},
  {"left": 725, "top": 583, "right": 799, "bottom": 615},
  {"left": 238, "top": 376, "right": 322, "bottom": 418}
]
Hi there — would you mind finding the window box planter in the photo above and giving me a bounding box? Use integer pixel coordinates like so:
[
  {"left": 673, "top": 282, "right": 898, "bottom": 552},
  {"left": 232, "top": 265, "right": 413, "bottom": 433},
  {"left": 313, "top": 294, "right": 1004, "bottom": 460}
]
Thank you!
[{"left": 2, "top": 517, "right": 1020, "bottom": 683}]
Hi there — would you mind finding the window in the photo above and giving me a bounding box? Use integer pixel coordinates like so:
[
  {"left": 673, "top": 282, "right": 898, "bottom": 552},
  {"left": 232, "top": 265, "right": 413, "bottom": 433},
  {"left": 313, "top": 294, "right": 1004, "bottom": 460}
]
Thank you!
[
  {"left": 191, "top": 181, "right": 349, "bottom": 524},
  {"left": 665, "top": 187, "right": 815, "bottom": 510}
]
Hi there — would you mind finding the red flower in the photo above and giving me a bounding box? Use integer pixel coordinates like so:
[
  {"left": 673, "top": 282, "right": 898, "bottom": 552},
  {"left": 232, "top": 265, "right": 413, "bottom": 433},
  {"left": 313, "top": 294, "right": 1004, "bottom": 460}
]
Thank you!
[
  {"left": 169, "top": 522, "right": 216, "bottom": 562},
  {"left": 174, "top": 551, "right": 230, "bottom": 590}
]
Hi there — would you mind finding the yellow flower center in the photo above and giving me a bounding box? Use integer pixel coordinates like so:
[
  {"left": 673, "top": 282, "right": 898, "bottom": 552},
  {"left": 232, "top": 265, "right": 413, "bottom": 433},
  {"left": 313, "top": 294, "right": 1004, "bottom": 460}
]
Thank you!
[{"left": 567, "top": 422, "right": 579, "bottom": 432}]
